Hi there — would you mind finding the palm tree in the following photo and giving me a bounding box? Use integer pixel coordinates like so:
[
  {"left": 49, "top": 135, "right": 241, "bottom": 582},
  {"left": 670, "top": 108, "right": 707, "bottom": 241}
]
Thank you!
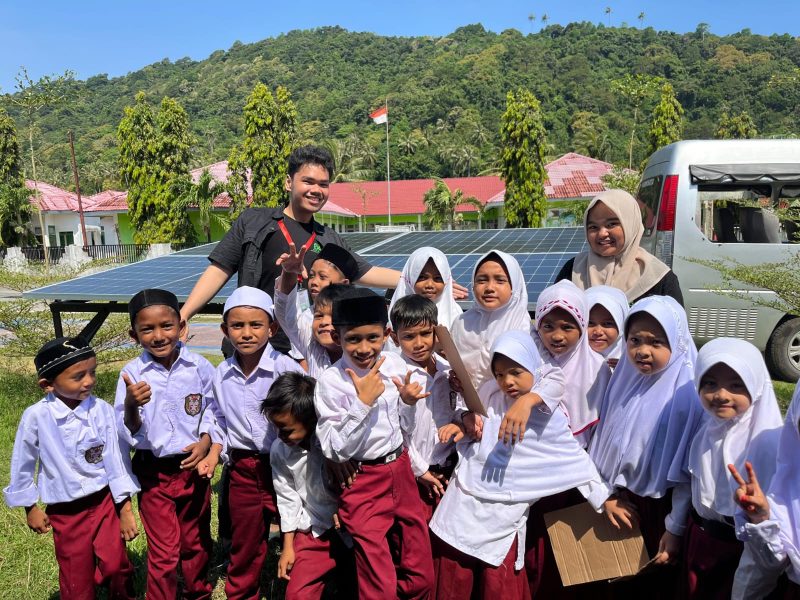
[
  {"left": 696, "top": 22, "right": 710, "bottom": 41},
  {"left": 176, "top": 169, "right": 231, "bottom": 243},
  {"left": 455, "top": 145, "right": 480, "bottom": 177},
  {"left": 541, "top": 14, "right": 549, "bottom": 27},
  {"left": 604, "top": 6, "right": 612, "bottom": 26},
  {"left": 397, "top": 132, "right": 419, "bottom": 156},
  {"left": 423, "top": 178, "right": 483, "bottom": 231},
  {"left": 528, "top": 13, "right": 536, "bottom": 32},
  {"left": 325, "top": 138, "right": 373, "bottom": 182},
  {"left": 470, "top": 123, "right": 491, "bottom": 147},
  {"left": 637, "top": 11, "right": 646, "bottom": 28},
  {"left": 0, "top": 183, "right": 35, "bottom": 246}
]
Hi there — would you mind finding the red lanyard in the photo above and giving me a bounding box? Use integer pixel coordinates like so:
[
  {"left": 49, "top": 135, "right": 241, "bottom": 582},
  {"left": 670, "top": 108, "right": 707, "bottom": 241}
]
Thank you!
[{"left": 277, "top": 219, "right": 316, "bottom": 283}]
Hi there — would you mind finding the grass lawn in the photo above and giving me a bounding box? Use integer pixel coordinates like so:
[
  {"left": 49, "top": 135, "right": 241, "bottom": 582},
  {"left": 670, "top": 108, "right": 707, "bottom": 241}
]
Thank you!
[{"left": 0, "top": 358, "right": 286, "bottom": 600}]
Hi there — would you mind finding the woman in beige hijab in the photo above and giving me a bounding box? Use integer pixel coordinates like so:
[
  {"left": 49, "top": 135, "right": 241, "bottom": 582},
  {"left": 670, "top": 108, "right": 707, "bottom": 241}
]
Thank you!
[{"left": 554, "top": 189, "right": 684, "bottom": 304}]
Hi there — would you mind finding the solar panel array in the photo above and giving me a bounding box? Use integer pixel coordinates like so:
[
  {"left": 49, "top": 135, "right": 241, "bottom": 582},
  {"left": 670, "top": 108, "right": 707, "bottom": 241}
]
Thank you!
[{"left": 25, "top": 227, "right": 587, "bottom": 309}]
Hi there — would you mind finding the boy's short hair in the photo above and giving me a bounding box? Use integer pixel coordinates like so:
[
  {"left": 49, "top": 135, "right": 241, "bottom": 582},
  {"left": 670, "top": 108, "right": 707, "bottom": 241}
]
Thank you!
[
  {"left": 314, "top": 283, "right": 353, "bottom": 311},
  {"left": 129, "top": 288, "right": 180, "bottom": 326},
  {"left": 288, "top": 145, "right": 335, "bottom": 180},
  {"left": 332, "top": 288, "right": 388, "bottom": 330},
  {"left": 390, "top": 294, "right": 438, "bottom": 332},
  {"left": 35, "top": 336, "right": 95, "bottom": 381},
  {"left": 261, "top": 372, "right": 317, "bottom": 430}
]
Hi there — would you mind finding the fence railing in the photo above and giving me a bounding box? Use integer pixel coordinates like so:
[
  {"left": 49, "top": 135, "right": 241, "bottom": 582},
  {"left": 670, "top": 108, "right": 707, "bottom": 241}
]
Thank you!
[{"left": 0, "top": 243, "right": 201, "bottom": 265}]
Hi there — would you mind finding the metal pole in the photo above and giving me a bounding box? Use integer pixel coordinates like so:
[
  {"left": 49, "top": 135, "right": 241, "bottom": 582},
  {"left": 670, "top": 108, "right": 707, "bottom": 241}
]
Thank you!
[
  {"left": 385, "top": 98, "right": 391, "bottom": 226},
  {"left": 68, "top": 131, "right": 89, "bottom": 248}
]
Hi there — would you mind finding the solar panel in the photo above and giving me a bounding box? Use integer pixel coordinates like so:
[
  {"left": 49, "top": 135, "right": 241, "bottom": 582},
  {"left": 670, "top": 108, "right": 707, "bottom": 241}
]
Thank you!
[
  {"left": 338, "top": 232, "right": 405, "bottom": 251},
  {"left": 365, "top": 229, "right": 501, "bottom": 255}
]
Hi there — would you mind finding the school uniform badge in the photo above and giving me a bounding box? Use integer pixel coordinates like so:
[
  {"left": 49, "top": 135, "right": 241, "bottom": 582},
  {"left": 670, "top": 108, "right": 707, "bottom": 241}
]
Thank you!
[
  {"left": 84, "top": 445, "right": 104, "bottom": 464},
  {"left": 184, "top": 393, "right": 202, "bottom": 416}
]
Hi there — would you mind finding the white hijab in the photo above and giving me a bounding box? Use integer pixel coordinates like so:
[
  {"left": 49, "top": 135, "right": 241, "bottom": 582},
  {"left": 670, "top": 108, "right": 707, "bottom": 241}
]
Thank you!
[
  {"left": 572, "top": 189, "right": 670, "bottom": 302},
  {"left": 455, "top": 330, "right": 601, "bottom": 503},
  {"left": 589, "top": 295, "right": 704, "bottom": 497},
  {"left": 533, "top": 280, "right": 611, "bottom": 438},
  {"left": 689, "top": 338, "right": 783, "bottom": 519},
  {"left": 764, "top": 382, "right": 800, "bottom": 584},
  {"left": 450, "top": 250, "right": 530, "bottom": 389},
  {"left": 388, "top": 247, "right": 463, "bottom": 327},
  {"left": 585, "top": 285, "right": 630, "bottom": 360}
]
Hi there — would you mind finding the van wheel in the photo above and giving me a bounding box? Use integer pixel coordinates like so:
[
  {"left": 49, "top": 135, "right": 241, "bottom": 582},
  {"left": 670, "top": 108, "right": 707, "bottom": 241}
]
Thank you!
[{"left": 766, "top": 318, "right": 800, "bottom": 382}]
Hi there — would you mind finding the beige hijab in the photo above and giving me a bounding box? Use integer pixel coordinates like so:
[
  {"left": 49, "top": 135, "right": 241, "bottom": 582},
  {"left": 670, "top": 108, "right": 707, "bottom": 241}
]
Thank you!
[{"left": 572, "top": 189, "right": 669, "bottom": 302}]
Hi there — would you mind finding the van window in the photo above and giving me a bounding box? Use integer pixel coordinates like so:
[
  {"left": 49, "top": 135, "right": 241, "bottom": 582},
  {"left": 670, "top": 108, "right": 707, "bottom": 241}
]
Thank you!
[
  {"left": 636, "top": 176, "right": 662, "bottom": 235},
  {"left": 696, "top": 183, "right": 799, "bottom": 243}
]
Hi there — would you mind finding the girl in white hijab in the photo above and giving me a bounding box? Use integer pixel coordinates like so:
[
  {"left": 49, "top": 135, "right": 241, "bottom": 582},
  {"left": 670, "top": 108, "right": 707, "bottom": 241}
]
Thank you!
[
  {"left": 683, "top": 338, "right": 783, "bottom": 599},
  {"left": 449, "top": 250, "right": 530, "bottom": 390},
  {"left": 388, "top": 247, "right": 463, "bottom": 327},
  {"left": 586, "top": 285, "right": 630, "bottom": 368},
  {"left": 589, "top": 295, "right": 704, "bottom": 597},
  {"left": 731, "top": 382, "right": 800, "bottom": 599},
  {"left": 533, "top": 280, "right": 612, "bottom": 448},
  {"left": 566, "top": 189, "right": 681, "bottom": 304},
  {"left": 430, "top": 330, "right": 608, "bottom": 600}
]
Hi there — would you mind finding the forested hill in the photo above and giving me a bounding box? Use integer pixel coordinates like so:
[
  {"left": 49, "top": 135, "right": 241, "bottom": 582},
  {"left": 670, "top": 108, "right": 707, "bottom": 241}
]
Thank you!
[{"left": 8, "top": 23, "right": 800, "bottom": 192}]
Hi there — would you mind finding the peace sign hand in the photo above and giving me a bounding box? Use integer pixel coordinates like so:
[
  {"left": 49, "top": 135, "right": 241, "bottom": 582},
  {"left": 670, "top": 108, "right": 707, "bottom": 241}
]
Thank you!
[
  {"left": 393, "top": 371, "right": 431, "bottom": 406},
  {"left": 729, "top": 461, "right": 771, "bottom": 524},
  {"left": 346, "top": 356, "right": 386, "bottom": 407},
  {"left": 276, "top": 242, "right": 308, "bottom": 279}
]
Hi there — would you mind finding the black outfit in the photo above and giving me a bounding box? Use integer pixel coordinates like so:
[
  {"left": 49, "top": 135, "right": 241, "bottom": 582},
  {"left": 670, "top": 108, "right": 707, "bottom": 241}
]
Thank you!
[
  {"left": 209, "top": 207, "right": 372, "bottom": 353},
  {"left": 554, "top": 257, "right": 684, "bottom": 306}
]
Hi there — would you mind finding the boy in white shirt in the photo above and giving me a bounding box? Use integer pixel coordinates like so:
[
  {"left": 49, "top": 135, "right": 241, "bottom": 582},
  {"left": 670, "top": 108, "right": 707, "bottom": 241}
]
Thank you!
[
  {"left": 389, "top": 294, "right": 458, "bottom": 521},
  {"left": 262, "top": 371, "right": 356, "bottom": 599},
  {"left": 5, "top": 337, "right": 139, "bottom": 600},
  {"left": 315, "top": 287, "right": 434, "bottom": 599}
]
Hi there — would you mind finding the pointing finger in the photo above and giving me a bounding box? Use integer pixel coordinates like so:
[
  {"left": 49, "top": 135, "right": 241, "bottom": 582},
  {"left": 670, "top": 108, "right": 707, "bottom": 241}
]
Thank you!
[
  {"left": 122, "top": 373, "right": 134, "bottom": 388},
  {"left": 728, "top": 463, "right": 747, "bottom": 487}
]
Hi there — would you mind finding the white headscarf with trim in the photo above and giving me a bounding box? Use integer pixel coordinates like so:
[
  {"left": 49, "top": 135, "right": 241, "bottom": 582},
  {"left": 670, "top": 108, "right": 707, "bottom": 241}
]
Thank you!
[
  {"left": 585, "top": 285, "right": 630, "bottom": 360},
  {"left": 689, "top": 338, "right": 782, "bottom": 519},
  {"left": 450, "top": 250, "right": 530, "bottom": 389},
  {"left": 388, "top": 247, "right": 462, "bottom": 327},
  {"left": 589, "top": 295, "right": 704, "bottom": 497},
  {"left": 533, "top": 280, "right": 611, "bottom": 437}
]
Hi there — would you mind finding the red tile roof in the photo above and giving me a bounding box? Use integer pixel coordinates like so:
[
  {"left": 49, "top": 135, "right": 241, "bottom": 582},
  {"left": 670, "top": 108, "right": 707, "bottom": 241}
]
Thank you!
[
  {"left": 25, "top": 180, "right": 79, "bottom": 212},
  {"left": 84, "top": 190, "right": 129, "bottom": 212},
  {"left": 544, "top": 152, "right": 614, "bottom": 199}
]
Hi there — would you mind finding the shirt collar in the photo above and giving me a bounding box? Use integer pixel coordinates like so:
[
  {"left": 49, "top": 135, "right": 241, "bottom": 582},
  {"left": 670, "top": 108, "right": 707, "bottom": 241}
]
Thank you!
[
  {"left": 401, "top": 353, "right": 448, "bottom": 378},
  {"left": 47, "top": 392, "right": 93, "bottom": 421},
  {"left": 140, "top": 342, "right": 192, "bottom": 372},
  {"left": 275, "top": 211, "right": 325, "bottom": 235},
  {"left": 223, "top": 343, "right": 277, "bottom": 379}
]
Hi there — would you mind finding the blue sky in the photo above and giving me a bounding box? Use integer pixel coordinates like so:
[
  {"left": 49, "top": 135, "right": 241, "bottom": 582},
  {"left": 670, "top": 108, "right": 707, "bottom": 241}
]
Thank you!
[{"left": 1, "top": 0, "right": 798, "bottom": 92}]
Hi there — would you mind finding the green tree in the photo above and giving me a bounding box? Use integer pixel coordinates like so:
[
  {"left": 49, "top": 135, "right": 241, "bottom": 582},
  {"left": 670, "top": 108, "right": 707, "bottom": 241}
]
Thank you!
[
  {"left": 325, "top": 138, "right": 372, "bottom": 182},
  {"left": 571, "top": 111, "right": 610, "bottom": 160},
  {"left": 0, "top": 107, "right": 23, "bottom": 185},
  {"left": 0, "top": 107, "right": 31, "bottom": 246},
  {"left": 423, "top": 178, "right": 482, "bottom": 230},
  {"left": 175, "top": 169, "right": 231, "bottom": 243},
  {"left": 230, "top": 83, "right": 298, "bottom": 208},
  {"left": 612, "top": 74, "right": 662, "bottom": 168},
  {"left": 638, "top": 12, "right": 646, "bottom": 28},
  {"left": 601, "top": 167, "right": 642, "bottom": 196},
  {"left": 715, "top": 110, "right": 758, "bottom": 139},
  {"left": 604, "top": 6, "right": 612, "bottom": 26},
  {"left": 646, "top": 82, "right": 684, "bottom": 157},
  {"left": 499, "top": 89, "right": 548, "bottom": 228}
]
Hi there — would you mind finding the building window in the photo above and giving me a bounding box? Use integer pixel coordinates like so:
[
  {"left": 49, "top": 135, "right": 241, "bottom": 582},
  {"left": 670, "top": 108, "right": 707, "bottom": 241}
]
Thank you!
[
  {"left": 100, "top": 226, "right": 106, "bottom": 245},
  {"left": 58, "top": 231, "right": 74, "bottom": 246},
  {"left": 48, "top": 225, "right": 57, "bottom": 247}
]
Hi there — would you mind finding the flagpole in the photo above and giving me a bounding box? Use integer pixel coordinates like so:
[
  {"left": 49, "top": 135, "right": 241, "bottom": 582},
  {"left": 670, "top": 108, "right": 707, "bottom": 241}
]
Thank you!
[{"left": 385, "top": 97, "right": 391, "bottom": 226}]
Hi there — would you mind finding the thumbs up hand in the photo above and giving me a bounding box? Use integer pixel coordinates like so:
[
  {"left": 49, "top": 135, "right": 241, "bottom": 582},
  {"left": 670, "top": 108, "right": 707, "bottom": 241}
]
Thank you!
[{"left": 122, "top": 373, "right": 152, "bottom": 410}]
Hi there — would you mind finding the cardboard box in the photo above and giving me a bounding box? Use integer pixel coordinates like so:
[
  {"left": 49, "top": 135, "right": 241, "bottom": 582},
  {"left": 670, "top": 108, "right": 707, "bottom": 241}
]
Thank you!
[
  {"left": 434, "top": 325, "right": 486, "bottom": 416},
  {"left": 544, "top": 501, "right": 651, "bottom": 586}
]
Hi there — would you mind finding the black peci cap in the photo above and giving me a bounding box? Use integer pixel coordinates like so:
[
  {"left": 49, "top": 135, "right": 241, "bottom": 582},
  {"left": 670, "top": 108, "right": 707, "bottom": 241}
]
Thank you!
[
  {"left": 331, "top": 287, "right": 388, "bottom": 328},
  {"left": 35, "top": 336, "right": 96, "bottom": 380},
  {"left": 129, "top": 288, "right": 181, "bottom": 326},
  {"left": 315, "top": 244, "right": 359, "bottom": 282}
]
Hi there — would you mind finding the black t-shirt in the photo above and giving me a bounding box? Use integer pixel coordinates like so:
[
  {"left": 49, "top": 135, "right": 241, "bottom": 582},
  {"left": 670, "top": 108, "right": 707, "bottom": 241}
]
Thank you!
[{"left": 259, "top": 216, "right": 320, "bottom": 296}]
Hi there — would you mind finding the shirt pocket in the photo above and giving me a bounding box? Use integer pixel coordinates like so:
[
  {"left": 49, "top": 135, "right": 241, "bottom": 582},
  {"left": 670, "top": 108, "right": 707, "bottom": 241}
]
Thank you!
[{"left": 77, "top": 438, "right": 106, "bottom": 470}]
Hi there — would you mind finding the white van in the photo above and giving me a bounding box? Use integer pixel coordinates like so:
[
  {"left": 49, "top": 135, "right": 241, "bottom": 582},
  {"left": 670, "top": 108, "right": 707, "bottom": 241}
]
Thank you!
[{"left": 638, "top": 139, "right": 800, "bottom": 381}]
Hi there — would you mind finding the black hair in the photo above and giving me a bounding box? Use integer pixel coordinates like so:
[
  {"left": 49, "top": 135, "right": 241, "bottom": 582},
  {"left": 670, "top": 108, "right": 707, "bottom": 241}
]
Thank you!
[
  {"left": 475, "top": 251, "right": 511, "bottom": 282},
  {"left": 314, "top": 283, "right": 352, "bottom": 310},
  {"left": 390, "top": 294, "right": 438, "bottom": 332},
  {"left": 261, "top": 372, "right": 317, "bottom": 431},
  {"left": 288, "top": 145, "right": 335, "bottom": 180}
]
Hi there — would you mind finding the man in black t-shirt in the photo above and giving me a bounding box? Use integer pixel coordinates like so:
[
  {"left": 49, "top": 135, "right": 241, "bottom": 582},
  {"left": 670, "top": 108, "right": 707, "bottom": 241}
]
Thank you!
[{"left": 180, "top": 145, "right": 401, "bottom": 354}]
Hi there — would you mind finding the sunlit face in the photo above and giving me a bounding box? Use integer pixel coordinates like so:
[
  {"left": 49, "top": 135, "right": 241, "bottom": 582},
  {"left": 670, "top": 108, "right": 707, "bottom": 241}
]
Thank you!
[
  {"left": 285, "top": 163, "right": 330, "bottom": 217},
  {"left": 43, "top": 356, "right": 98, "bottom": 404},
  {"left": 626, "top": 312, "right": 671, "bottom": 375},
  {"left": 221, "top": 306, "right": 275, "bottom": 356},
  {"left": 414, "top": 259, "right": 445, "bottom": 302},
  {"left": 131, "top": 305, "right": 184, "bottom": 366},
  {"left": 586, "top": 202, "right": 625, "bottom": 257},
  {"left": 270, "top": 409, "right": 310, "bottom": 447},
  {"left": 473, "top": 259, "right": 512, "bottom": 310},
  {"left": 492, "top": 354, "right": 534, "bottom": 400},
  {"left": 335, "top": 324, "right": 388, "bottom": 370},
  {"left": 699, "top": 363, "right": 752, "bottom": 420},
  {"left": 391, "top": 322, "right": 435, "bottom": 366},
  {"left": 311, "top": 303, "right": 338, "bottom": 349},
  {"left": 308, "top": 259, "right": 347, "bottom": 300},
  {"left": 537, "top": 307, "right": 582, "bottom": 356},
  {"left": 587, "top": 304, "right": 620, "bottom": 354}
]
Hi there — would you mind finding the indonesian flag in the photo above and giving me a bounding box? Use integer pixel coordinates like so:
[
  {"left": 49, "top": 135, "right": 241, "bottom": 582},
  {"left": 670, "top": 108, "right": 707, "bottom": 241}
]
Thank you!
[{"left": 370, "top": 106, "right": 388, "bottom": 124}]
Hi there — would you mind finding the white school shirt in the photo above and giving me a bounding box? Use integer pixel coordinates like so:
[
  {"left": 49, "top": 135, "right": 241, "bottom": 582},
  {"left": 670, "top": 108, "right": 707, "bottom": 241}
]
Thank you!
[
  {"left": 273, "top": 283, "right": 333, "bottom": 379},
  {"left": 270, "top": 436, "right": 339, "bottom": 537},
  {"left": 315, "top": 351, "right": 416, "bottom": 462},
  {"left": 4, "top": 394, "right": 139, "bottom": 507},
  {"left": 115, "top": 344, "right": 222, "bottom": 457},
  {"left": 401, "top": 354, "right": 457, "bottom": 477},
  {"left": 214, "top": 345, "right": 305, "bottom": 453}
]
